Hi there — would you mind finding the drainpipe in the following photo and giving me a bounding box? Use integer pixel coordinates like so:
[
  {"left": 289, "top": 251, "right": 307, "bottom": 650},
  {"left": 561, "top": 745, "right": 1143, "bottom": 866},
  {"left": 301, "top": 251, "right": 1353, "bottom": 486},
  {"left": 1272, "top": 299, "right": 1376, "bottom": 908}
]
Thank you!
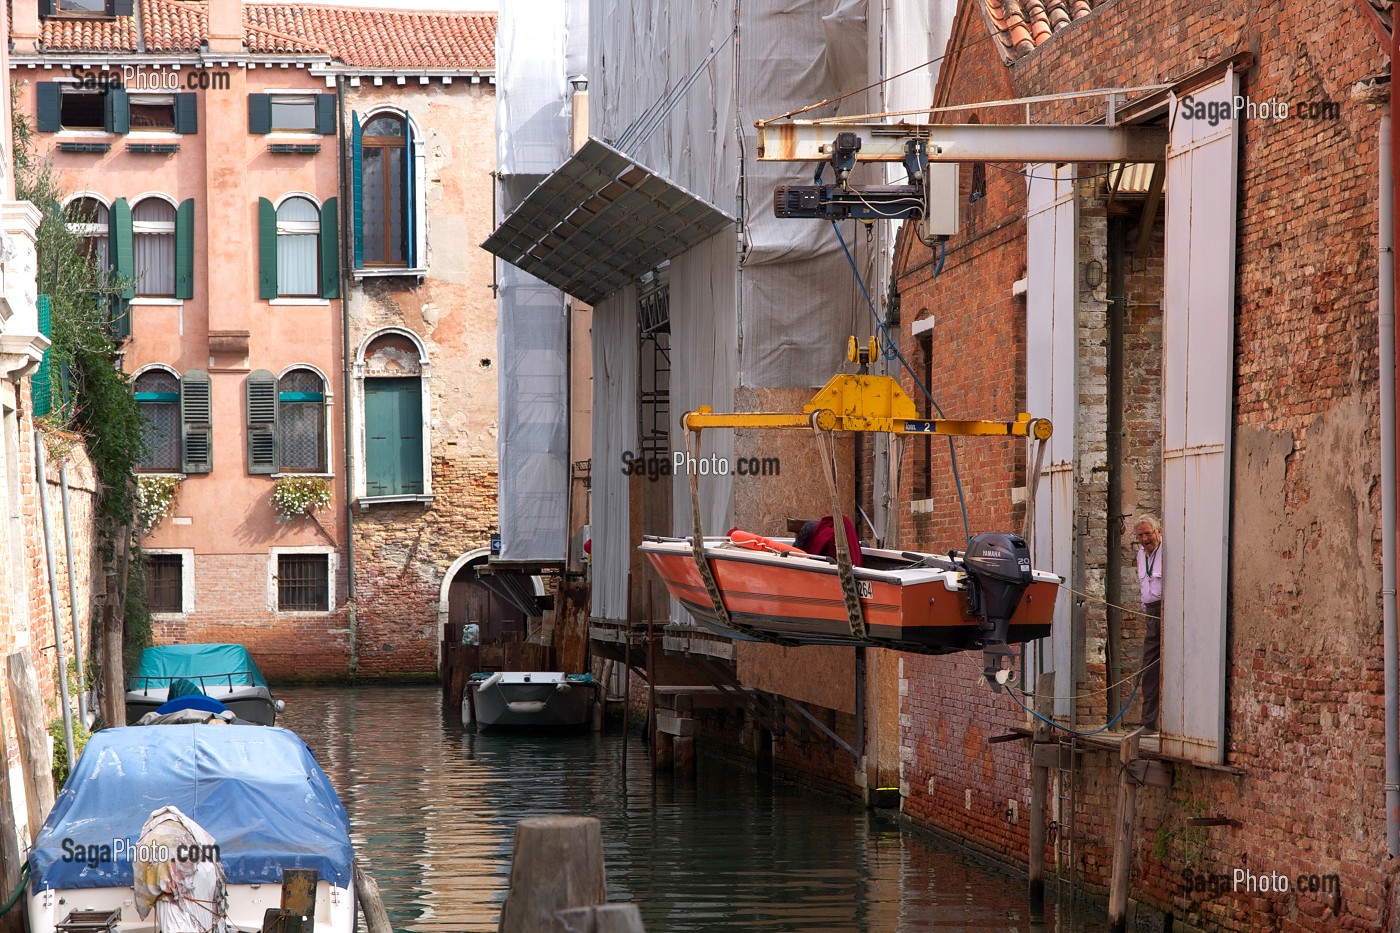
[
  {"left": 336, "top": 74, "right": 359, "bottom": 674},
  {"left": 59, "top": 461, "right": 88, "bottom": 727},
  {"left": 1380, "top": 111, "right": 1398, "bottom": 859}
]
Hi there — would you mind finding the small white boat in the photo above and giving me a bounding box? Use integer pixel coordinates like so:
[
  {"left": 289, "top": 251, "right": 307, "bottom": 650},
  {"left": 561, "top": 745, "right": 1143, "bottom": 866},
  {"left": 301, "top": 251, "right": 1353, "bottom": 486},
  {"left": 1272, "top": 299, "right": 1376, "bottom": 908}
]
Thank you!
[
  {"left": 126, "top": 644, "right": 284, "bottom": 725},
  {"left": 465, "top": 672, "right": 598, "bottom": 729},
  {"left": 27, "top": 724, "right": 356, "bottom": 933}
]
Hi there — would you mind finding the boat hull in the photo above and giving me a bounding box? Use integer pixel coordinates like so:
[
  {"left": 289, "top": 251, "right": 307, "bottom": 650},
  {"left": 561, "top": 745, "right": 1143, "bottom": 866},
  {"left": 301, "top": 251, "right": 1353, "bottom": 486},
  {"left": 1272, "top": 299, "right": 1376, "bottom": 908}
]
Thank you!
[
  {"left": 125, "top": 685, "right": 279, "bottom": 725},
  {"left": 28, "top": 881, "right": 355, "bottom": 933},
  {"left": 641, "top": 539, "right": 1057, "bottom": 653},
  {"left": 469, "top": 673, "right": 598, "bottom": 728}
]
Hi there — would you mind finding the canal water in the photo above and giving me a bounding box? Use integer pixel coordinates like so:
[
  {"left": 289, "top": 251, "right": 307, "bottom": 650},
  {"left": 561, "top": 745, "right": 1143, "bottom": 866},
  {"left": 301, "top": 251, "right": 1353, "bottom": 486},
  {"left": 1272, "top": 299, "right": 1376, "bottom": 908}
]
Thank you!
[{"left": 279, "top": 685, "right": 1105, "bottom": 932}]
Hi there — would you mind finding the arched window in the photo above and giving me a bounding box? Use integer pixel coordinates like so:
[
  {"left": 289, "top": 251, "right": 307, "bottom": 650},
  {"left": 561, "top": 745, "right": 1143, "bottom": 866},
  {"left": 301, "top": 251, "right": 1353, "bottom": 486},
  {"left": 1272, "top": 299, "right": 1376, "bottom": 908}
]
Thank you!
[
  {"left": 358, "top": 112, "right": 409, "bottom": 268},
  {"left": 132, "top": 197, "right": 176, "bottom": 297},
  {"left": 134, "top": 369, "right": 180, "bottom": 471},
  {"left": 276, "top": 197, "right": 321, "bottom": 297},
  {"left": 65, "top": 196, "right": 109, "bottom": 272},
  {"left": 278, "top": 368, "right": 326, "bottom": 472}
]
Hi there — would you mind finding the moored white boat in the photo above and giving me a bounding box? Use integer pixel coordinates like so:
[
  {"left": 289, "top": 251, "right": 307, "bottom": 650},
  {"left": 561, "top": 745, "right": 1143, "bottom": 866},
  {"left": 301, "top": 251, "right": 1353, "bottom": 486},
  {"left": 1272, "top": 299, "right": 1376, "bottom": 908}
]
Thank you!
[
  {"left": 466, "top": 672, "right": 598, "bottom": 729},
  {"left": 27, "top": 724, "right": 356, "bottom": 933},
  {"left": 126, "top": 643, "right": 284, "bottom": 725}
]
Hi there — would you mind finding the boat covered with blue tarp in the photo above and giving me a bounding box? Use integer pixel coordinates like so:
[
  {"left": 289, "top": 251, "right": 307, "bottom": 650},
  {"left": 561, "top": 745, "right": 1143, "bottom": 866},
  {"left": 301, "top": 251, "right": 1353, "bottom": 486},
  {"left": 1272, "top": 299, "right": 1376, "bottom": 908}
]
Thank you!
[{"left": 29, "top": 724, "right": 353, "bottom": 892}]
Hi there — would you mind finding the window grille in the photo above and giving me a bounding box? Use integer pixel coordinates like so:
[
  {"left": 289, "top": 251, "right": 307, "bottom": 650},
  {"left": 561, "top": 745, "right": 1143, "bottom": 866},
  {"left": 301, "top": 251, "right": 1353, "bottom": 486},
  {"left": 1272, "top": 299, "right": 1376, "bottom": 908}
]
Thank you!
[
  {"left": 279, "top": 368, "right": 325, "bottom": 472},
  {"left": 277, "top": 554, "right": 329, "bottom": 611},
  {"left": 637, "top": 276, "right": 670, "bottom": 460},
  {"left": 134, "top": 370, "right": 180, "bottom": 471},
  {"left": 145, "top": 554, "right": 182, "bottom": 613}
]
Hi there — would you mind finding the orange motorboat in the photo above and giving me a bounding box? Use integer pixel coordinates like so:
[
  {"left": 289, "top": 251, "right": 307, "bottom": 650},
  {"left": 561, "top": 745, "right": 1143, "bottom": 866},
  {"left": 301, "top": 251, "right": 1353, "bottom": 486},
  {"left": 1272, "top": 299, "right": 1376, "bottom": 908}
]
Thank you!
[{"left": 640, "top": 531, "right": 1060, "bottom": 659}]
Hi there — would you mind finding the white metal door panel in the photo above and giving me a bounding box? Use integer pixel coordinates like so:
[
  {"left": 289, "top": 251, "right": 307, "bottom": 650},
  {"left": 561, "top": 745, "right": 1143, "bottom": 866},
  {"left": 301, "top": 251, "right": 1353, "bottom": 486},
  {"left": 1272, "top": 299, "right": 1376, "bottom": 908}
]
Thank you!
[
  {"left": 1025, "top": 163, "right": 1077, "bottom": 717},
  {"left": 1161, "top": 72, "right": 1238, "bottom": 764}
]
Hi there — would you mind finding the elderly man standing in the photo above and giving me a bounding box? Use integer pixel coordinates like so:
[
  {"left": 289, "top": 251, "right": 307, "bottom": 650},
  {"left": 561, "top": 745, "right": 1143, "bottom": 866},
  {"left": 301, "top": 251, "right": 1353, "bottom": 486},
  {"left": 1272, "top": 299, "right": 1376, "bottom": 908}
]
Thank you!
[{"left": 1135, "top": 514, "right": 1163, "bottom": 732}]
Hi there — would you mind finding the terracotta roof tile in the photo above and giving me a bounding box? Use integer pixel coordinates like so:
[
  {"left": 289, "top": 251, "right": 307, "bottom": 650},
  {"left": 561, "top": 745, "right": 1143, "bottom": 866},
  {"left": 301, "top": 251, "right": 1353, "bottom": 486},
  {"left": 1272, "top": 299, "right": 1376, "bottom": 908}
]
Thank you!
[
  {"left": 30, "top": 2, "right": 496, "bottom": 70},
  {"left": 983, "top": 0, "right": 1097, "bottom": 61}
]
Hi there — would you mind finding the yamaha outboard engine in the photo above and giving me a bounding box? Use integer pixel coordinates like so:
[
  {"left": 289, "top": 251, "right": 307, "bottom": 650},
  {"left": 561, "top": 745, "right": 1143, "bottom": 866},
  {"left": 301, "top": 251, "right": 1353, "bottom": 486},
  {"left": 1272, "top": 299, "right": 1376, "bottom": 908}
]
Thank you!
[{"left": 962, "top": 532, "right": 1033, "bottom": 691}]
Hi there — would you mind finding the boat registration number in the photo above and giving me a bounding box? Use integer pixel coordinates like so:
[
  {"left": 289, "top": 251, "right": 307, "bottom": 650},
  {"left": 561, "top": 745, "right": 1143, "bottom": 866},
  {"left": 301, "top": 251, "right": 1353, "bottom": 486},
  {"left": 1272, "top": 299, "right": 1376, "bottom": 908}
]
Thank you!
[{"left": 857, "top": 581, "right": 873, "bottom": 599}]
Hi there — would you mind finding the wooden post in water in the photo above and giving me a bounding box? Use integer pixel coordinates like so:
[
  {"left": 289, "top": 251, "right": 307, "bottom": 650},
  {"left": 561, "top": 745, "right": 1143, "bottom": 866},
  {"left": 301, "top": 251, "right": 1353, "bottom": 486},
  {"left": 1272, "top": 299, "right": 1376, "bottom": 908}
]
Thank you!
[
  {"left": 672, "top": 694, "right": 696, "bottom": 778},
  {"left": 100, "top": 602, "right": 124, "bottom": 728},
  {"left": 554, "top": 904, "right": 647, "bottom": 932},
  {"left": 0, "top": 697, "right": 27, "bottom": 933},
  {"left": 1107, "top": 727, "right": 1144, "bottom": 933},
  {"left": 353, "top": 863, "right": 393, "bottom": 933},
  {"left": 7, "top": 653, "right": 56, "bottom": 839},
  {"left": 499, "top": 816, "right": 606, "bottom": 933},
  {"left": 1028, "top": 672, "right": 1055, "bottom": 916}
]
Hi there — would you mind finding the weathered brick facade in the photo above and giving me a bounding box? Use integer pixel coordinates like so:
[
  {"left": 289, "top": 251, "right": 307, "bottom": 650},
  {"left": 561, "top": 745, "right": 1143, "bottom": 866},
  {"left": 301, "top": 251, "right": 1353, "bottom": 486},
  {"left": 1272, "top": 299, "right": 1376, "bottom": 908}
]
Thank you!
[{"left": 893, "top": 1, "right": 1395, "bottom": 929}]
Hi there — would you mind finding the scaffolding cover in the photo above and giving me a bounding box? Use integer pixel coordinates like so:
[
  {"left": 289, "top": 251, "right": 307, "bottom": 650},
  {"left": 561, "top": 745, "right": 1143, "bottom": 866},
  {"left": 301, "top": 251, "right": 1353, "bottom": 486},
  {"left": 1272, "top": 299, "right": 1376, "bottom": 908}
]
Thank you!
[{"left": 495, "top": 2, "right": 571, "bottom": 563}]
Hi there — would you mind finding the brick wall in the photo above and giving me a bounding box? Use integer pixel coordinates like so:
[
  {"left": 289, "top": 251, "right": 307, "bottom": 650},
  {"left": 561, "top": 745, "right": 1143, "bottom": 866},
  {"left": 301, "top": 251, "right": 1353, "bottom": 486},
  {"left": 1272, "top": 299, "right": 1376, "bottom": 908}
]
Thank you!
[{"left": 892, "top": 2, "right": 1394, "bottom": 930}]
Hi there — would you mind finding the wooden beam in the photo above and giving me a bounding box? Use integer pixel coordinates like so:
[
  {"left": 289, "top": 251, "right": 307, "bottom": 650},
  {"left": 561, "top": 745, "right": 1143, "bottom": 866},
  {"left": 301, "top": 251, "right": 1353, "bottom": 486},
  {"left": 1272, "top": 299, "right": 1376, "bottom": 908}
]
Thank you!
[
  {"left": 1354, "top": 0, "right": 1391, "bottom": 48},
  {"left": 1107, "top": 728, "right": 1144, "bottom": 933},
  {"left": 0, "top": 696, "right": 26, "bottom": 933},
  {"left": 554, "top": 904, "right": 647, "bottom": 932},
  {"left": 499, "top": 817, "right": 606, "bottom": 933},
  {"left": 7, "top": 652, "right": 55, "bottom": 839}
]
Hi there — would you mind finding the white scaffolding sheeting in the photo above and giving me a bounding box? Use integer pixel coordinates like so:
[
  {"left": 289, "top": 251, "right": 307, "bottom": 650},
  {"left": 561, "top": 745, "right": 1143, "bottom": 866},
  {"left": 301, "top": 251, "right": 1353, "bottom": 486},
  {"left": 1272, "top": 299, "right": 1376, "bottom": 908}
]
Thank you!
[
  {"left": 590, "top": 285, "right": 639, "bottom": 622},
  {"left": 591, "top": 0, "right": 879, "bottom": 390},
  {"left": 495, "top": 0, "right": 571, "bottom": 563}
]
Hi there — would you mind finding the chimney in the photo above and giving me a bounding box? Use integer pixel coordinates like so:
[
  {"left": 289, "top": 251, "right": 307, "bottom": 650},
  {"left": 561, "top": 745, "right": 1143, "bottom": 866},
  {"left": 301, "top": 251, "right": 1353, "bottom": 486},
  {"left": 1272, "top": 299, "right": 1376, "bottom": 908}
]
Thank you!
[
  {"left": 12, "top": 0, "right": 41, "bottom": 55},
  {"left": 207, "top": 0, "right": 244, "bottom": 55}
]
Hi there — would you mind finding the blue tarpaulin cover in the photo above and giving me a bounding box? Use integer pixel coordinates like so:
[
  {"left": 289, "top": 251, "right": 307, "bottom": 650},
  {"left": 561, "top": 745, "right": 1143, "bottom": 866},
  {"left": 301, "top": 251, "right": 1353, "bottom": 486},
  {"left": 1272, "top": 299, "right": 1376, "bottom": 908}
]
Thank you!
[
  {"left": 30, "top": 725, "right": 353, "bottom": 892},
  {"left": 129, "top": 644, "right": 270, "bottom": 689}
]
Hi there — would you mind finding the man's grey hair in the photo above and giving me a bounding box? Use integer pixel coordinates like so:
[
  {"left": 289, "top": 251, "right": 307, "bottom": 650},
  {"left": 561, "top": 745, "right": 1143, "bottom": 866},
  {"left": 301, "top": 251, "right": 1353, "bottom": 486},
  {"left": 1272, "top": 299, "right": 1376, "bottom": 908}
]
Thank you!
[{"left": 1135, "top": 514, "right": 1162, "bottom": 533}]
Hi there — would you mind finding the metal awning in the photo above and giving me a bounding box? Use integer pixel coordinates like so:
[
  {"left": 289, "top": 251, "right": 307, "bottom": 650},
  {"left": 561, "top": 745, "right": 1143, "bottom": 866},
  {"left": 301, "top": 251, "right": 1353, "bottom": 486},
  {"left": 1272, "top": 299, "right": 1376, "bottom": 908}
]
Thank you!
[{"left": 482, "top": 138, "right": 736, "bottom": 305}]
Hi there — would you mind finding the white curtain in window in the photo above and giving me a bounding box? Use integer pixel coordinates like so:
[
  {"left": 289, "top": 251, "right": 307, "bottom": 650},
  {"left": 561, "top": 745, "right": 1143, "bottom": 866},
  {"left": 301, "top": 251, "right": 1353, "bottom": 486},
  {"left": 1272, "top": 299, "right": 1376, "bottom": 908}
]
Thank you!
[
  {"left": 277, "top": 198, "right": 319, "bottom": 296},
  {"left": 133, "top": 199, "right": 176, "bottom": 297}
]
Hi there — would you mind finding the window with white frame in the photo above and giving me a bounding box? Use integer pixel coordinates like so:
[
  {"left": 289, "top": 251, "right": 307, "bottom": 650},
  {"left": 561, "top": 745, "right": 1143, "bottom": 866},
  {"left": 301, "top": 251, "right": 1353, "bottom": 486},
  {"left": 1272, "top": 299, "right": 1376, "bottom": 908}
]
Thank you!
[
  {"left": 65, "top": 196, "right": 109, "bottom": 272},
  {"left": 276, "top": 197, "right": 320, "bottom": 297},
  {"left": 144, "top": 551, "right": 191, "bottom": 614},
  {"left": 350, "top": 109, "right": 424, "bottom": 271},
  {"left": 275, "top": 551, "right": 331, "bottom": 611},
  {"left": 132, "top": 197, "right": 176, "bottom": 297},
  {"left": 270, "top": 95, "right": 317, "bottom": 132}
]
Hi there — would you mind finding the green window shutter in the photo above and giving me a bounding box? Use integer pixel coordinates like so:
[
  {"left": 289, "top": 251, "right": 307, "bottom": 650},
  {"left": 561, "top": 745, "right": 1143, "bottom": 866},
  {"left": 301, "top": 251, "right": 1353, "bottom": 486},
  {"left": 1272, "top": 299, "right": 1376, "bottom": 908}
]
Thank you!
[
  {"left": 110, "top": 198, "right": 135, "bottom": 300},
  {"left": 30, "top": 296, "right": 53, "bottom": 418},
  {"left": 364, "top": 378, "right": 422, "bottom": 496},
  {"left": 315, "top": 95, "right": 337, "bottom": 135},
  {"left": 404, "top": 121, "right": 416, "bottom": 268},
  {"left": 173, "top": 93, "right": 197, "bottom": 134},
  {"left": 351, "top": 112, "right": 363, "bottom": 269},
  {"left": 258, "top": 198, "right": 278, "bottom": 299},
  {"left": 104, "top": 87, "right": 129, "bottom": 134},
  {"left": 174, "top": 199, "right": 194, "bottom": 299},
  {"left": 180, "top": 369, "right": 213, "bottom": 474},
  {"left": 319, "top": 198, "right": 340, "bottom": 299},
  {"left": 248, "top": 95, "right": 272, "bottom": 135},
  {"left": 246, "top": 369, "right": 279, "bottom": 474},
  {"left": 106, "top": 294, "right": 130, "bottom": 341},
  {"left": 36, "top": 84, "right": 60, "bottom": 133}
]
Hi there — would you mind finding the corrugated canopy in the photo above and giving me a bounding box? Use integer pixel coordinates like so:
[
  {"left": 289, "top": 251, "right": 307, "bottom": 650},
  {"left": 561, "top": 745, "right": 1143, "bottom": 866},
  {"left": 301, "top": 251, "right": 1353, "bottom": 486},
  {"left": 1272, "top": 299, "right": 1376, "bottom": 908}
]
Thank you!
[{"left": 483, "top": 138, "right": 736, "bottom": 305}]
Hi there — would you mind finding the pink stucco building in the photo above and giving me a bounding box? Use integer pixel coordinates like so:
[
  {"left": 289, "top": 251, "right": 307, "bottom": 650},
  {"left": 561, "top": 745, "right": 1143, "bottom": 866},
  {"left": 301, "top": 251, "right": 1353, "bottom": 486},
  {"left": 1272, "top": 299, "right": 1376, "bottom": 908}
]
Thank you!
[{"left": 8, "top": 0, "right": 499, "bottom": 678}]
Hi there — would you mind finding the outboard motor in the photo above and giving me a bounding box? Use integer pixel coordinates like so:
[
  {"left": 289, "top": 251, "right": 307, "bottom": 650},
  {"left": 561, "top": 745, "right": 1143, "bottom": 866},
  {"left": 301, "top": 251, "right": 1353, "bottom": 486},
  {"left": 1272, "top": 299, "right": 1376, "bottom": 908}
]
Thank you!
[{"left": 962, "top": 532, "right": 1033, "bottom": 691}]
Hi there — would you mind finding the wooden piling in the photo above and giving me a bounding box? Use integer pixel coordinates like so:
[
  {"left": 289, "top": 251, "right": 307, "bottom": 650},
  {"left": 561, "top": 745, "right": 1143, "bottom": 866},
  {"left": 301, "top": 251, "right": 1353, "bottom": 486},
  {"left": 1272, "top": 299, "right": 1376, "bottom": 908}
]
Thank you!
[
  {"left": 100, "top": 602, "right": 124, "bottom": 729},
  {"left": 7, "top": 653, "right": 56, "bottom": 839},
  {"left": 0, "top": 697, "right": 26, "bottom": 933},
  {"left": 1107, "top": 727, "right": 1144, "bottom": 933},
  {"left": 554, "top": 904, "right": 647, "bottom": 932},
  {"left": 672, "top": 695, "right": 696, "bottom": 779},
  {"left": 499, "top": 816, "right": 606, "bottom": 933},
  {"left": 1028, "top": 672, "right": 1055, "bottom": 915},
  {"left": 353, "top": 863, "right": 393, "bottom": 933}
]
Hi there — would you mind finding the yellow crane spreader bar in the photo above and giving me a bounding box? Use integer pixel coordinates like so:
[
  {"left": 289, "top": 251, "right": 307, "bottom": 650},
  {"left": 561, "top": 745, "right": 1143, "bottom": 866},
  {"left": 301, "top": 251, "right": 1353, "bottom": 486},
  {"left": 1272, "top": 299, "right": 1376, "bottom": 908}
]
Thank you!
[{"left": 682, "top": 373, "right": 1052, "bottom": 440}]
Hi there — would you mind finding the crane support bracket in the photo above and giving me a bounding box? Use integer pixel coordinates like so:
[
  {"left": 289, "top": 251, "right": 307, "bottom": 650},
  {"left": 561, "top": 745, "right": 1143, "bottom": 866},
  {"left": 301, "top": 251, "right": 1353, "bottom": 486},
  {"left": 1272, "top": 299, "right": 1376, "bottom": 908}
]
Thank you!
[{"left": 682, "top": 374, "right": 1052, "bottom": 440}]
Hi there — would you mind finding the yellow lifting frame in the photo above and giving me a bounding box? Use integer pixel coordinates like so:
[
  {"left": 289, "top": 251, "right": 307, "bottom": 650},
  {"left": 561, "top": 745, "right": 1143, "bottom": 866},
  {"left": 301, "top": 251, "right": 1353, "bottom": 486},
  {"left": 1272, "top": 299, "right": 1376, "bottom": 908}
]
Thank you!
[{"left": 682, "top": 372, "right": 1053, "bottom": 441}]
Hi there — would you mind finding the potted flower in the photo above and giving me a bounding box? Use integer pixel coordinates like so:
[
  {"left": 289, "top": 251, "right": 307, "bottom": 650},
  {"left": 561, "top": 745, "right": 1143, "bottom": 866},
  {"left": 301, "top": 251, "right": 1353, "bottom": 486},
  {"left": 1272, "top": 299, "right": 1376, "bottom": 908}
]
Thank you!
[{"left": 272, "top": 476, "right": 333, "bottom": 520}]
